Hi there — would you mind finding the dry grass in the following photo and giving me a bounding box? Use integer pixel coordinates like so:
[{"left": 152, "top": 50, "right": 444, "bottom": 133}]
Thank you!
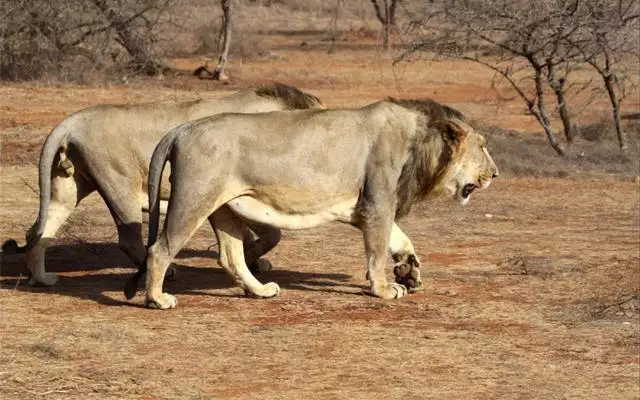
[
  {"left": 1, "top": 29, "right": 639, "bottom": 399},
  {"left": 1, "top": 170, "right": 638, "bottom": 399}
]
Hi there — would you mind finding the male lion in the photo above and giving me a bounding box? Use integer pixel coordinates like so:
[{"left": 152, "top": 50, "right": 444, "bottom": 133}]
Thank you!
[
  {"left": 143, "top": 99, "right": 499, "bottom": 309},
  {"left": 2, "top": 83, "right": 324, "bottom": 294}
]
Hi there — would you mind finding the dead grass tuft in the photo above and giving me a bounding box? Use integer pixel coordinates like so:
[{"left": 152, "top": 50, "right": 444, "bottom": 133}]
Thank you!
[
  {"left": 589, "top": 292, "right": 640, "bottom": 320},
  {"left": 497, "top": 255, "right": 556, "bottom": 278},
  {"left": 29, "top": 343, "right": 64, "bottom": 360}
]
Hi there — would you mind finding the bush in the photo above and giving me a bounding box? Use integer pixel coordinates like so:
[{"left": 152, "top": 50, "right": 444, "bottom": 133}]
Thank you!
[
  {"left": 0, "top": 0, "right": 176, "bottom": 82},
  {"left": 478, "top": 118, "right": 640, "bottom": 178}
]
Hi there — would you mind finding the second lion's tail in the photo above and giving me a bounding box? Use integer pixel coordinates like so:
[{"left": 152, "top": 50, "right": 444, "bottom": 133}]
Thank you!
[{"left": 2, "top": 122, "right": 72, "bottom": 255}]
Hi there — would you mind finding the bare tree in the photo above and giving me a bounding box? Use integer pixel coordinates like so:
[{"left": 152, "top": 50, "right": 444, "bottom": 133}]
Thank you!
[
  {"left": 213, "top": 0, "right": 232, "bottom": 80},
  {"left": 90, "top": 0, "right": 170, "bottom": 75},
  {"left": 400, "top": 0, "right": 597, "bottom": 156},
  {"left": 193, "top": 0, "right": 232, "bottom": 81},
  {"left": 575, "top": 0, "right": 639, "bottom": 151},
  {"left": 541, "top": 3, "right": 588, "bottom": 144},
  {"left": 370, "top": 0, "right": 400, "bottom": 50}
]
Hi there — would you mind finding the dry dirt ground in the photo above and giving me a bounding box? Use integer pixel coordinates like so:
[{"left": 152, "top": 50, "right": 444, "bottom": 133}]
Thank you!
[{"left": 1, "top": 39, "right": 639, "bottom": 399}]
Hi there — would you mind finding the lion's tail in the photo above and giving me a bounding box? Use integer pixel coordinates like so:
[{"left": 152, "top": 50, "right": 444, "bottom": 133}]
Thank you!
[
  {"left": 124, "top": 128, "right": 178, "bottom": 299},
  {"left": 2, "top": 123, "right": 72, "bottom": 255},
  {"left": 147, "top": 130, "right": 178, "bottom": 248}
]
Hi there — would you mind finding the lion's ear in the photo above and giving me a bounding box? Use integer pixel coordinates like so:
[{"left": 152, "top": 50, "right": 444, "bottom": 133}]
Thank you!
[{"left": 437, "top": 119, "right": 468, "bottom": 148}]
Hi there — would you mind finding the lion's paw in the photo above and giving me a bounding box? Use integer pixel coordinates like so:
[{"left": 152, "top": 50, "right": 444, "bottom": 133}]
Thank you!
[
  {"left": 145, "top": 293, "right": 178, "bottom": 310},
  {"left": 244, "top": 282, "right": 280, "bottom": 298},
  {"left": 373, "top": 282, "right": 408, "bottom": 299},
  {"left": 28, "top": 272, "right": 59, "bottom": 287},
  {"left": 249, "top": 258, "right": 273, "bottom": 274},
  {"left": 393, "top": 253, "right": 422, "bottom": 292}
]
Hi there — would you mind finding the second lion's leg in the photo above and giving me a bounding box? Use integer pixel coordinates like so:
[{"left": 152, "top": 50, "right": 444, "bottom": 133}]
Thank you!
[
  {"left": 389, "top": 223, "right": 422, "bottom": 291},
  {"left": 210, "top": 207, "right": 280, "bottom": 298},
  {"left": 244, "top": 222, "right": 281, "bottom": 273},
  {"left": 26, "top": 173, "right": 94, "bottom": 286},
  {"left": 100, "top": 179, "right": 150, "bottom": 299}
]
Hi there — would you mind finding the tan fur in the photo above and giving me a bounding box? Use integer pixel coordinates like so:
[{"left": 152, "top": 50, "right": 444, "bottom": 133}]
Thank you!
[
  {"left": 2, "top": 83, "right": 324, "bottom": 295},
  {"left": 143, "top": 99, "right": 499, "bottom": 309}
]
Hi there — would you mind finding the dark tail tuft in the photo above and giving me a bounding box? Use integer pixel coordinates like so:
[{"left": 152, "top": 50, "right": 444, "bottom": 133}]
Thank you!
[{"left": 2, "top": 239, "right": 24, "bottom": 254}]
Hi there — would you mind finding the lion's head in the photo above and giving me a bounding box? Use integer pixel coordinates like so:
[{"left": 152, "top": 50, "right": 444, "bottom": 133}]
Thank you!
[
  {"left": 395, "top": 112, "right": 498, "bottom": 217},
  {"left": 433, "top": 118, "right": 499, "bottom": 205}
]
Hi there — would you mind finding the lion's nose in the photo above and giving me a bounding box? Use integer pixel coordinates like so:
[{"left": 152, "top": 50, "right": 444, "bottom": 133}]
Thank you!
[{"left": 492, "top": 170, "right": 499, "bottom": 179}]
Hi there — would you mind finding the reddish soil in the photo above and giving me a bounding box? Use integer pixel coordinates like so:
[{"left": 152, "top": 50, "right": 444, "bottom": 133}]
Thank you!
[{"left": 1, "top": 42, "right": 639, "bottom": 399}]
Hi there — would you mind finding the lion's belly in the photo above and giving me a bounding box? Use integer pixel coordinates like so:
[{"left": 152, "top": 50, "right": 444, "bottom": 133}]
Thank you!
[{"left": 227, "top": 195, "right": 358, "bottom": 230}]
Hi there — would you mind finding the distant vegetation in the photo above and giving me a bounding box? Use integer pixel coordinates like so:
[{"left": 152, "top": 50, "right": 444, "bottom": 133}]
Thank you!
[
  {"left": 1, "top": 0, "right": 638, "bottom": 160},
  {"left": 400, "top": 0, "right": 639, "bottom": 154}
]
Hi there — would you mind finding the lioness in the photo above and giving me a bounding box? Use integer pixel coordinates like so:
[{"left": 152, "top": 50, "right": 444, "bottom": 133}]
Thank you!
[
  {"left": 143, "top": 99, "right": 498, "bottom": 309},
  {"left": 2, "top": 83, "right": 324, "bottom": 293}
]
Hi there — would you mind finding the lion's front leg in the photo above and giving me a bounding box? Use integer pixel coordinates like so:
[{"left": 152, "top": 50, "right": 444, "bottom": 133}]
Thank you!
[
  {"left": 362, "top": 220, "right": 409, "bottom": 300},
  {"left": 389, "top": 223, "right": 422, "bottom": 291}
]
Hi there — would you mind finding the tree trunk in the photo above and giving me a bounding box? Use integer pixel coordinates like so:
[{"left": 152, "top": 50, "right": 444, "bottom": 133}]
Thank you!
[
  {"left": 90, "top": 0, "right": 165, "bottom": 75},
  {"left": 547, "top": 64, "right": 574, "bottom": 143},
  {"left": 587, "top": 45, "right": 628, "bottom": 153},
  {"left": 213, "top": 0, "right": 232, "bottom": 81},
  {"left": 328, "top": 0, "right": 341, "bottom": 54},
  {"left": 554, "top": 85, "right": 574, "bottom": 143},
  {"left": 370, "top": 0, "right": 397, "bottom": 51},
  {"left": 534, "top": 68, "right": 565, "bottom": 156},
  {"left": 383, "top": 21, "right": 390, "bottom": 50},
  {"left": 604, "top": 74, "right": 627, "bottom": 152}
]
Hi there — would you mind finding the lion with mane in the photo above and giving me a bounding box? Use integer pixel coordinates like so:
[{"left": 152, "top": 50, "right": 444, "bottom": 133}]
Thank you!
[{"left": 141, "top": 98, "right": 499, "bottom": 309}]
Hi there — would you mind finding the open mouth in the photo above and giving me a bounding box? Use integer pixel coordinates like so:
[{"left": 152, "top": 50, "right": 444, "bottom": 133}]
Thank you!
[{"left": 462, "top": 183, "right": 476, "bottom": 199}]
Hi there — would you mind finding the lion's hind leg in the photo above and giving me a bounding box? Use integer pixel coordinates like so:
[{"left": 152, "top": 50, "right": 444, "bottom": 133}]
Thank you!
[
  {"left": 145, "top": 233, "right": 179, "bottom": 309},
  {"left": 26, "top": 173, "right": 94, "bottom": 286},
  {"left": 210, "top": 207, "right": 280, "bottom": 298},
  {"left": 144, "top": 193, "right": 217, "bottom": 309}
]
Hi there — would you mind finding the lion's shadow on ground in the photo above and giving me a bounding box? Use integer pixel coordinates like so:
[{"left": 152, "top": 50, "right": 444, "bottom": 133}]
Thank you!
[
  {"left": 0, "top": 242, "right": 217, "bottom": 274},
  {"left": 1, "top": 242, "right": 359, "bottom": 306}
]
